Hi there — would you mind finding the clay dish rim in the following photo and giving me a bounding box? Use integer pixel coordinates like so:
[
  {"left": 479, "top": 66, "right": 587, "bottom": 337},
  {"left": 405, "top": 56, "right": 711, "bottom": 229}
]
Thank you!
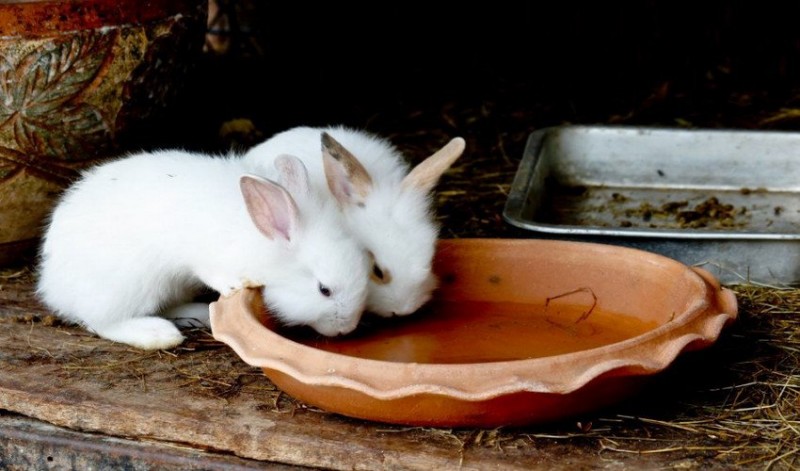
[{"left": 210, "top": 238, "right": 738, "bottom": 402}]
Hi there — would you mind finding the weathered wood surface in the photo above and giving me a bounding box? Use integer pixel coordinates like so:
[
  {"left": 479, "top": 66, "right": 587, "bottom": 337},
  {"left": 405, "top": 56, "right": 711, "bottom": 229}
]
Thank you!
[
  {"left": 0, "top": 267, "right": 740, "bottom": 470},
  {"left": 0, "top": 411, "right": 302, "bottom": 470}
]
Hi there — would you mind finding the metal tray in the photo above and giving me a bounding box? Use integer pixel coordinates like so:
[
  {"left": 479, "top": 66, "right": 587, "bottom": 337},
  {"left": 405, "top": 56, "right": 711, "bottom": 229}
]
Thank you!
[{"left": 503, "top": 125, "right": 800, "bottom": 285}]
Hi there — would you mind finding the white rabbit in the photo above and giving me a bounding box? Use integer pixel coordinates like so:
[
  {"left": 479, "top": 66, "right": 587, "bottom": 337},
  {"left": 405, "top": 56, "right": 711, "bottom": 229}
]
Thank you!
[
  {"left": 36, "top": 150, "right": 370, "bottom": 350},
  {"left": 244, "top": 126, "right": 465, "bottom": 317}
]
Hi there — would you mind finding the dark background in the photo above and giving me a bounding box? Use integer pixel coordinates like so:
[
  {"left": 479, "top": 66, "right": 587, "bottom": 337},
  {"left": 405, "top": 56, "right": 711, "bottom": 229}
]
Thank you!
[{"left": 166, "top": 1, "right": 800, "bottom": 149}]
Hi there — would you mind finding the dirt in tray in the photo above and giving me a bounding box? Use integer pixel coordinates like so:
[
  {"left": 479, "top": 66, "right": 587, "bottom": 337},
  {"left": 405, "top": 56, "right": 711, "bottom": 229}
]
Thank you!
[
  {"left": 621, "top": 196, "right": 746, "bottom": 229},
  {"left": 539, "top": 181, "right": 752, "bottom": 230}
]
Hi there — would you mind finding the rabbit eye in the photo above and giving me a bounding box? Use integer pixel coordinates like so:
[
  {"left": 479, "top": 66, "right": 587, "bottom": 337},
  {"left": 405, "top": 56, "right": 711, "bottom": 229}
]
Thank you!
[
  {"left": 318, "top": 283, "right": 332, "bottom": 297},
  {"left": 369, "top": 263, "right": 392, "bottom": 285}
]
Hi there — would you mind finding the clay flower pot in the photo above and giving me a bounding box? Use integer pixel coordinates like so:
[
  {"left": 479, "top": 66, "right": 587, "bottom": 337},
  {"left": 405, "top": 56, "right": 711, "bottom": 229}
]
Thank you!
[
  {"left": 0, "top": 0, "right": 206, "bottom": 265},
  {"left": 211, "top": 239, "right": 738, "bottom": 427}
]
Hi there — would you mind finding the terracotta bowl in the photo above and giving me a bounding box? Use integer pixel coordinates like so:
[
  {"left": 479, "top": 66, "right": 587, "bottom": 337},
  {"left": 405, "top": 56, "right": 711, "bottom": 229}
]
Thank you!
[
  {"left": 210, "top": 238, "right": 737, "bottom": 427},
  {"left": 0, "top": 0, "right": 206, "bottom": 265}
]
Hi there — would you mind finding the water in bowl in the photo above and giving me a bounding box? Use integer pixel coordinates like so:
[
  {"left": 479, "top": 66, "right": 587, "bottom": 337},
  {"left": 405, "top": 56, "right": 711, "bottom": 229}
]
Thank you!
[{"left": 283, "top": 300, "right": 661, "bottom": 364}]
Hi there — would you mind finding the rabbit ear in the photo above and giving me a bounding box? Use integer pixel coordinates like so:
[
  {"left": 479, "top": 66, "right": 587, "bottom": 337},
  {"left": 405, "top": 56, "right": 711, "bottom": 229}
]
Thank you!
[
  {"left": 402, "top": 137, "right": 465, "bottom": 193},
  {"left": 321, "top": 132, "right": 373, "bottom": 206},
  {"left": 274, "top": 154, "right": 310, "bottom": 197},
  {"left": 240, "top": 174, "right": 299, "bottom": 242}
]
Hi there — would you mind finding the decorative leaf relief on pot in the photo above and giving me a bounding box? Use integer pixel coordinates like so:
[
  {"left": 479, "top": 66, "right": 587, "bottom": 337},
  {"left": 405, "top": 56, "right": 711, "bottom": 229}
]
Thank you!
[
  {"left": 0, "top": 145, "right": 80, "bottom": 186},
  {"left": 0, "top": 30, "right": 116, "bottom": 185}
]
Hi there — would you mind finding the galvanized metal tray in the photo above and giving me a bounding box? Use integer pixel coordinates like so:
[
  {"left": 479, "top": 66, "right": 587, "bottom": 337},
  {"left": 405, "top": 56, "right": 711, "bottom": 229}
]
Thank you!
[{"left": 503, "top": 125, "right": 800, "bottom": 285}]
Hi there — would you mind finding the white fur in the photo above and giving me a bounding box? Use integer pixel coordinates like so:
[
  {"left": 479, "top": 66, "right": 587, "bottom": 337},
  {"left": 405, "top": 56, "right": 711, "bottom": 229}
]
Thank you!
[
  {"left": 244, "top": 126, "right": 443, "bottom": 317},
  {"left": 37, "top": 150, "right": 369, "bottom": 350}
]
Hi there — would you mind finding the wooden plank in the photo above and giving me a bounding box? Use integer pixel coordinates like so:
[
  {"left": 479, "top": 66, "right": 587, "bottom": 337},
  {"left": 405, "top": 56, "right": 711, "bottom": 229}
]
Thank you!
[{"left": 0, "top": 412, "right": 301, "bottom": 470}]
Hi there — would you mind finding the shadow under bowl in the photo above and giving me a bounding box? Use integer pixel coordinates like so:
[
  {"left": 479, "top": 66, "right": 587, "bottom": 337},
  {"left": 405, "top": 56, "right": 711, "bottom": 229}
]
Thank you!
[{"left": 210, "top": 238, "right": 737, "bottom": 427}]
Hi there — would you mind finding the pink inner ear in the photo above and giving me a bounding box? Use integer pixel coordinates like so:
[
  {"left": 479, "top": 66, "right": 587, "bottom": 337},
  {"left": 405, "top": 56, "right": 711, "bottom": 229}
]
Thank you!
[
  {"left": 323, "top": 151, "right": 358, "bottom": 205},
  {"left": 275, "top": 154, "right": 310, "bottom": 197},
  {"left": 240, "top": 176, "right": 297, "bottom": 242}
]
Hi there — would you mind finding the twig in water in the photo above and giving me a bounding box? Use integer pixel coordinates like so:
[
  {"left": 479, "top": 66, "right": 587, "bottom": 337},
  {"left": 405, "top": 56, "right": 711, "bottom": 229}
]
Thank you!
[{"left": 546, "top": 287, "right": 598, "bottom": 323}]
